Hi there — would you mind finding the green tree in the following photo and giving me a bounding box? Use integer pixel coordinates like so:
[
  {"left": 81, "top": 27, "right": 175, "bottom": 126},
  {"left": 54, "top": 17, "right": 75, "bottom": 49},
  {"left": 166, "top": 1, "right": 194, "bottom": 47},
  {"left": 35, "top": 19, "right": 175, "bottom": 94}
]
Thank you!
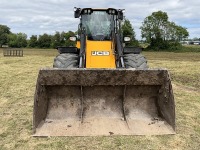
[
  {"left": 121, "top": 19, "right": 138, "bottom": 46},
  {"left": 8, "top": 33, "right": 17, "bottom": 47},
  {"left": 29, "top": 35, "right": 38, "bottom": 48},
  {"left": 167, "top": 22, "right": 189, "bottom": 41},
  {"left": 17, "top": 33, "right": 27, "bottom": 47},
  {"left": 140, "top": 11, "right": 189, "bottom": 50},
  {"left": 0, "top": 24, "right": 11, "bottom": 47},
  {"left": 64, "top": 31, "right": 76, "bottom": 46},
  {"left": 51, "top": 31, "right": 61, "bottom": 48},
  {"left": 37, "top": 33, "right": 52, "bottom": 48},
  {"left": 141, "top": 11, "right": 168, "bottom": 43},
  {"left": 51, "top": 31, "right": 76, "bottom": 48},
  {"left": 175, "top": 25, "right": 189, "bottom": 41},
  {"left": 60, "top": 31, "right": 66, "bottom": 45},
  {"left": 8, "top": 33, "right": 27, "bottom": 48}
]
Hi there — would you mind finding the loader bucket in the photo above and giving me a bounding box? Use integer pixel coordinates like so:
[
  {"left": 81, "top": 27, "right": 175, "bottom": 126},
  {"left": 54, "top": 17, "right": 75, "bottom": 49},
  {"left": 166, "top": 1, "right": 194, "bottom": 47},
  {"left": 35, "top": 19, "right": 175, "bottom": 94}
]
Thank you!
[{"left": 33, "top": 68, "right": 175, "bottom": 136}]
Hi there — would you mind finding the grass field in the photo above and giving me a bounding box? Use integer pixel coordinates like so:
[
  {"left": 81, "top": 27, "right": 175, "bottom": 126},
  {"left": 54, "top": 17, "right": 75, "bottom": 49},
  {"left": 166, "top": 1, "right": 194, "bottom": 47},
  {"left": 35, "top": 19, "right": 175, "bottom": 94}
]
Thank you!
[
  {"left": 141, "top": 44, "right": 200, "bottom": 52},
  {"left": 0, "top": 48, "right": 200, "bottom": 150}
]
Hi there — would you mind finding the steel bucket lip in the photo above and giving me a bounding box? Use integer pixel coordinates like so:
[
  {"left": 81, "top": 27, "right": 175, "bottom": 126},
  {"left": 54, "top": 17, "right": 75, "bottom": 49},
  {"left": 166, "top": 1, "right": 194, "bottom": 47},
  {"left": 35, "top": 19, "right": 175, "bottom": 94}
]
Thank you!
[
  {"left": 40, "top": 67, "right": 169, "bottom": 71},
  {"left": 37, "top": 68, "right": 170, "bottom": 86}
]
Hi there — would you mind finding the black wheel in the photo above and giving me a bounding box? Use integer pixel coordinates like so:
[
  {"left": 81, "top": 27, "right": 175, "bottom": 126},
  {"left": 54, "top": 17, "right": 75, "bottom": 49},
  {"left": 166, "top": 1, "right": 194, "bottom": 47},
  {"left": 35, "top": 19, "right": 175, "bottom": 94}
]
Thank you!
[
  {"left": 124, "top": 54, "right": 148, "bottom": 69},
  {"left": 53, "top": 53, "right": 79, "bottom": 68}
]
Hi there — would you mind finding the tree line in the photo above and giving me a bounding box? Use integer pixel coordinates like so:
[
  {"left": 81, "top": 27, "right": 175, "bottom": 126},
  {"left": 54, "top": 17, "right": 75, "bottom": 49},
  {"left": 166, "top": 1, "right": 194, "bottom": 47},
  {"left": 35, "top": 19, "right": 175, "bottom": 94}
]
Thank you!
[
  {"left": 0, "top": 10, "right": 191, "bottom": 50},
  {"left": 0, "top": 25, "right": 76, "bottom": 48}
]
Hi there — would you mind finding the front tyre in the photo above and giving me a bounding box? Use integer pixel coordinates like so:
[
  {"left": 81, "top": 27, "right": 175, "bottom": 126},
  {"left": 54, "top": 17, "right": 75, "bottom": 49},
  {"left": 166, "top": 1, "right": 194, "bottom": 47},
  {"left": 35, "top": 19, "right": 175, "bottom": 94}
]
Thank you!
[
  {"left": 124, "top": 54, "right": 148, "bottom": 69},
  {"left": 53, "top": 53, "right": 79, "bottom": 68}
]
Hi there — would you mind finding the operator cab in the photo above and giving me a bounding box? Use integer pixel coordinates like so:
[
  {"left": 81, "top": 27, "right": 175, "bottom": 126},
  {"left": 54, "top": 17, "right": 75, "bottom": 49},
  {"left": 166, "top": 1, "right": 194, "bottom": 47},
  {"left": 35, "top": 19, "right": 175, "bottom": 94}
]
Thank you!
[{"left": 74, "top": 8, "right": 124, "bottom": 41}]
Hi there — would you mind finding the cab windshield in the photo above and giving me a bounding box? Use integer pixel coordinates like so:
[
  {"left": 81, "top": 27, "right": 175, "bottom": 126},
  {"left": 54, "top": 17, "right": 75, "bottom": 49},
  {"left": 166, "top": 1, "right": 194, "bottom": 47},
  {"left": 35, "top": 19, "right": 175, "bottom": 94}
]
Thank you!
[{"left": 82, "top": 11, "right": 113, "bottom": 41}]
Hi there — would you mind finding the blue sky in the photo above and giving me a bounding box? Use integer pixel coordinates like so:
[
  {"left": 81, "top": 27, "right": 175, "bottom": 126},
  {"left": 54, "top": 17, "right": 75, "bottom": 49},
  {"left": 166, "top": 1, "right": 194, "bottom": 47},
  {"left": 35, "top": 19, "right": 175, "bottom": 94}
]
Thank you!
[{"left": 0, "top": 0, "right": 199, "bottom": 39}]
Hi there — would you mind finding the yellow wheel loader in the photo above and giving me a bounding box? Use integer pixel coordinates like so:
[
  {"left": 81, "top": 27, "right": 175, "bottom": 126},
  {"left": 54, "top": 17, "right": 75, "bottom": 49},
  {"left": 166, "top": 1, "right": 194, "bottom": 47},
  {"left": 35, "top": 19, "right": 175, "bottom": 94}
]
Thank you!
[{"left": 33, "top": 8, "right": 175, "bottom": 136}]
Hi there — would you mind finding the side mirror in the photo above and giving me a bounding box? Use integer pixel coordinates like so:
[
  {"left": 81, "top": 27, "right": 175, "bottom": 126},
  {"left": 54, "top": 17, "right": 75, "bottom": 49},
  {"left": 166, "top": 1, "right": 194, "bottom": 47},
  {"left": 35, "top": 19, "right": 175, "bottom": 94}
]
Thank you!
[
  {"left": 69, "top": 36, "right": 77, "bottom": 41},
  {"left": 74, "top": 7, "right": 81, "bottom": 18},
  {"left": 118, "top": 10, "right": 124, "bottom": 20},
  {"left": 124, "top": 37, "right": 131, "bottom": 42}
]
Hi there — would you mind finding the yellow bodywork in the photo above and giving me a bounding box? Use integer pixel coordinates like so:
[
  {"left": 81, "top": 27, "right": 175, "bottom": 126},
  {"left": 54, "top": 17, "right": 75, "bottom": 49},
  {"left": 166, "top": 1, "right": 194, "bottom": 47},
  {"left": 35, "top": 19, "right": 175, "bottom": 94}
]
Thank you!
[
  {"left": 76, "top": 41, "right": 80, "bottom": 49},
  {"left": 76, "top": 40, "right": 116, "bottom": 68}
]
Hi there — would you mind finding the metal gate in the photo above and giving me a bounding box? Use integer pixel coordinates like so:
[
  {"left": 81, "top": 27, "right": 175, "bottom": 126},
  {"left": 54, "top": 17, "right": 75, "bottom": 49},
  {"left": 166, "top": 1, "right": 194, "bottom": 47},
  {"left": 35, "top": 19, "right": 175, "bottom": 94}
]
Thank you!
[{"left": 3, "top": 48, "right": 23, "bottom": 57}]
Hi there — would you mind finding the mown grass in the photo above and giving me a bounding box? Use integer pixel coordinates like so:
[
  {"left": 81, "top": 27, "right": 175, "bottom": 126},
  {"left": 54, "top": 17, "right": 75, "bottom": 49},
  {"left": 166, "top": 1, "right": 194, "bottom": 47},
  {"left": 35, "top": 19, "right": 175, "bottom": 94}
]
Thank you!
[
  {"left": 0, "top": 48, "right": 200, "bottom": 150},
  {"left": 181, "top": 45, "right": 200, "bottom": 52},
  {"left": 142, "top": 45, "right": 200, "bottom": 52}
]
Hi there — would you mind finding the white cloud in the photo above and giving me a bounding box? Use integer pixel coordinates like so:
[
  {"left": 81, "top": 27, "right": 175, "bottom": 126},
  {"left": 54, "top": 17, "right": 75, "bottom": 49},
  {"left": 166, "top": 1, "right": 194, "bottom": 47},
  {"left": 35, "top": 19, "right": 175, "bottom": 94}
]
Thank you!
[
  {"left": 9, "top": 17, "right": 26, "bottom": 23},
  {"left": 0, "top": 0, "right": 199, "bottom": 39}
]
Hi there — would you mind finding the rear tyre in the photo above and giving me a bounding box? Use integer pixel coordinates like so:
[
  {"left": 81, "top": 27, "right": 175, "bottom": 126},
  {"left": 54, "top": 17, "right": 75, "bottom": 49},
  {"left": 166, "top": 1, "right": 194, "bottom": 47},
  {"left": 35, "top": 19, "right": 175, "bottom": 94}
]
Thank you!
[
  {"left": 53, "top": 53, "right": 79, "bottom": 68},
  {"left": 124, "top": 54, "right": 148, "bottom": 69}
]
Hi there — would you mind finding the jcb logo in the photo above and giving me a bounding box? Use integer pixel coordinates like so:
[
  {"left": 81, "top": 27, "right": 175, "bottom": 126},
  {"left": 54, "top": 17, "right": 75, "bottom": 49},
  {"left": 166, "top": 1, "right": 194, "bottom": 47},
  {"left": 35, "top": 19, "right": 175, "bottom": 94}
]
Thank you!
[{"left": 91, "top": 51, "right": 110, "bottom": 56}]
